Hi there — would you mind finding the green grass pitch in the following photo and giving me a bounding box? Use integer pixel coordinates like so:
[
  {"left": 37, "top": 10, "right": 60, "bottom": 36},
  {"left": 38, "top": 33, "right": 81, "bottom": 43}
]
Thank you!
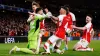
[{"left": 0, "top": 40, "right": 100, "bottom": 56}]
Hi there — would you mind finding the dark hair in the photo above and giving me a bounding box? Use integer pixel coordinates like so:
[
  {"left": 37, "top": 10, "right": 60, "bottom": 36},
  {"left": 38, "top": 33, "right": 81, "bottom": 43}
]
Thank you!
[
  {"left": 32, "top": 1, "right": 40, "bottom": 7},
  {"left": 87, "top": 14, "right": 93, "bottom": 19},
  {"left": 64, "top": 5, "right": 70, "bottom": 10},
  {"left": 61, "top": 6, "right": 69, "bottom": 14},
  {"left": 36, "top": 7, "right": 42, "bottom": 13},
  {"left": 43, "top": 6, "right": 49, "bottom": 11}
]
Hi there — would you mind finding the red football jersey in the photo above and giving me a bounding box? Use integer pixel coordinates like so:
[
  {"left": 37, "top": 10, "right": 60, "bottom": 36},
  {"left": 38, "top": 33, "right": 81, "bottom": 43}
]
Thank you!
[
  {"left": 55, "top": 14, "right": 72, "bottom": 39},
  {"left": 40, "top": 20, "right": 45, "bottom": 29},
  {"left": 82, "top": 22, "right": 93, "bottom": 43}
]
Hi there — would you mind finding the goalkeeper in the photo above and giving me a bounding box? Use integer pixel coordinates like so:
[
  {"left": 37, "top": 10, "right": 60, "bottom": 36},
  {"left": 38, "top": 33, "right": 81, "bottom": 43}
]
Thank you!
[{"left": 9, "top": 7, "right": 49, "bottom": 54}]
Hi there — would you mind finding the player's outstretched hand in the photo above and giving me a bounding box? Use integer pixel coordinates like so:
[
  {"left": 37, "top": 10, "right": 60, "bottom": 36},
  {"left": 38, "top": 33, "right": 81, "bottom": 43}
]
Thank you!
[
  {"left": 73, "top": 25, "right": 77, "bottom": 28},
  {"left": 28, "top": 12, "right": 35, "bottom": 15}
]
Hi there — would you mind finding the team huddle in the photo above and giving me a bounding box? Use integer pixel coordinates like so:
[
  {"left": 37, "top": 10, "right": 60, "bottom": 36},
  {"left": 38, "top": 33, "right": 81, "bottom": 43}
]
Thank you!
[{"left": 9, "top": 1, "right": 94, "bottom": 55}]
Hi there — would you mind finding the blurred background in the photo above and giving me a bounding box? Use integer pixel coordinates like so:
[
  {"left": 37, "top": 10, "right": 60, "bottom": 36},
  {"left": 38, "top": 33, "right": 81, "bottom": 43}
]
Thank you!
[{"left": 0, "top": 0, "right": 100, "bottom": 43}]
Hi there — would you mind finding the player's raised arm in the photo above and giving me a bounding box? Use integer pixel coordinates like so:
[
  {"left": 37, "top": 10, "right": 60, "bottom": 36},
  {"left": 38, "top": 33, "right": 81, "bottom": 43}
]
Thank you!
[
  {"left": 73, "top": 25, "right": 87, "bottom": 31},
  {"left": 27, "top": 15, "right": 35, "bottom": 22},
  {"left": 27, "top": 11, "right": 36, "bottom": 22},
  {"left": 34, "top": 14, "right": 45, "bottom": 21},
  {"left": 28, "top": 12, "right": 36, "bottom": 15},
  {"left": 51, "top": 18, "right": 58, "bottom": 24},
  {"left": 34, "top": 7, "right": 53, "bottom": 21},
  {"left": 44, "top": 7, "right": 53, "bottom": 18},
  {"left": 51, "top": 16, "right": 59, "bottom": 21}
]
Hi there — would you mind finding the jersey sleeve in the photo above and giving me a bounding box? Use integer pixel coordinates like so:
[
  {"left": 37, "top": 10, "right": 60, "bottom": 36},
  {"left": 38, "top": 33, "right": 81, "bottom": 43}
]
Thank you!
[
  {"left": 47, "top": 12, "right": 52, "bottom": 16},
  {"left": 27, "top": 15, "right": 33, "bottom": 22},
  {"left": 58, "top": 15, "right": 64, "bottom": 22},
  {"left": 58, "top": 15, "right": 61, "bottom": 21},
  {"left": 70, "top": 12, "right": 76, "bottom": 21},
  {"left": 85, "top": 23, "right": 91, "bottom": 29},
  {"left": 35, "top": 14, "right": 46, "bottom": 21}
]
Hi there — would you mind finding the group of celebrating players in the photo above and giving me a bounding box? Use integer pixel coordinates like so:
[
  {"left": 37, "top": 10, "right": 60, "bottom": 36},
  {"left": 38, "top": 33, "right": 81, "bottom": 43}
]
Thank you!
[{"left": 9, "top": 1, "right": 94, "bottom": 55}]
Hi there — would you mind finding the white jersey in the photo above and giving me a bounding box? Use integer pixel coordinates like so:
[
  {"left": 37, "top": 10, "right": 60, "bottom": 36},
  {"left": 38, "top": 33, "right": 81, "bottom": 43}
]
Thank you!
[
  {"left": 69, "top": 12, "right": 76, "bottom": 22},
  {"left": 46, "top": 12, "right": 52, "bottom": 18},
  {"left": 58, "top": 15, "right": 66, "bottom": 26}
]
